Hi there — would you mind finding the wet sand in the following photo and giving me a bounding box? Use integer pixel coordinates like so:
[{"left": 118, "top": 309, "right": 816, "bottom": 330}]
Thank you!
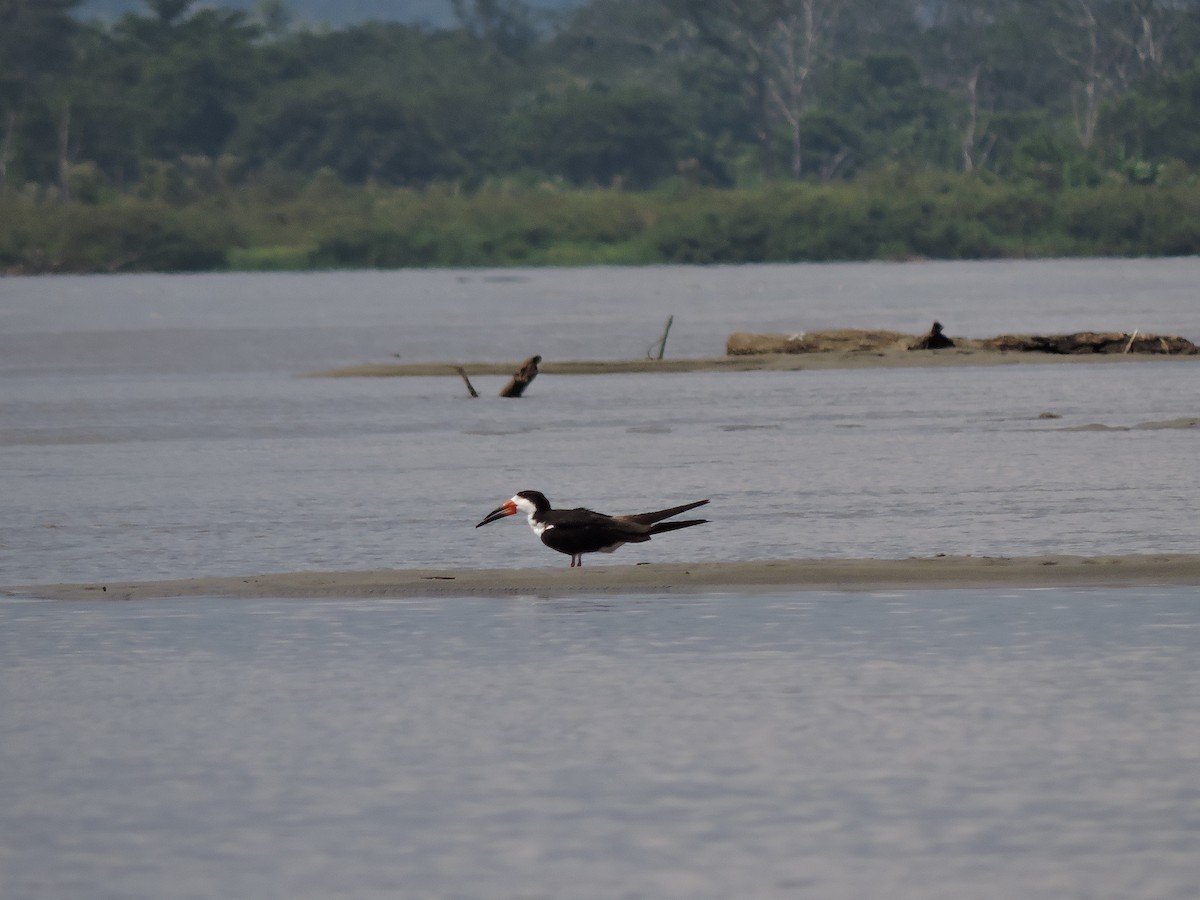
[
  {"left": 310, "top": 349, "right": 1196, "bottom": 378},
  {"left": 8, "top": 554, "right": 1200, "bottom": 601}
]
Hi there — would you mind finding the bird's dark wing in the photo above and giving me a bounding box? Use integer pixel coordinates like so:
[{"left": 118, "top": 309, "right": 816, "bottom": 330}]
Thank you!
[
  {"left": 619, "top": 499, "right": 710, "bottom": 526},
  {"left": 540, "top": 508, "right": 652, "bottom": 554}
]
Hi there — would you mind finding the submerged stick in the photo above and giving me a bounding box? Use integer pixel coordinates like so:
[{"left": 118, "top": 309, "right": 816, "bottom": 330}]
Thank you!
[
  {"left": 648, "top": 315, "right": 674, "bottom": 360},
  {"left": 455, "top": 366, "right": 479, "bottom": 398}
]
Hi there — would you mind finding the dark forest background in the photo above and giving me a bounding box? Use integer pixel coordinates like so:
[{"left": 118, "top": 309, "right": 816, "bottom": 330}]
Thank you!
[
  {"left": 77, "top": 0, "right": 513, "bottom": 28},
  {"left": 4, "top": 0, "right": 1200, "bottom": 271}
]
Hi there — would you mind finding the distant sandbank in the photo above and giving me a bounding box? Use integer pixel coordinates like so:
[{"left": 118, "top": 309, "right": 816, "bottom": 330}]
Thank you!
[
  {"left": 8, "top": 554, "right": 1199, "bottom": 602},
  {"left": 309, "top": 349, "right": 1197, "bottom": 378}
]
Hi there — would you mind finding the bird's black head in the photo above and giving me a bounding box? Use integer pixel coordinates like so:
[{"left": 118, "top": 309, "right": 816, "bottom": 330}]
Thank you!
[{"left": 514, "top": 490, "right": 551, "bottom": 512}]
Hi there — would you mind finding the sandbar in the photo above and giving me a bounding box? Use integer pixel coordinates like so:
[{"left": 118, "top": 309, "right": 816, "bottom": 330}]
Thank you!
[
  {"left": 309, "top": 350, "right": 1197, "bottom": 378},
  {"left": 7, "top": 554, "right": 1199, "bottom": 602}
]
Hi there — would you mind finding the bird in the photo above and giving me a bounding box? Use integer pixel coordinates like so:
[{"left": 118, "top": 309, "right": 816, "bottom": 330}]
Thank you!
[{"left": 476, "top": 490, "right": 709, "bottom": 567}]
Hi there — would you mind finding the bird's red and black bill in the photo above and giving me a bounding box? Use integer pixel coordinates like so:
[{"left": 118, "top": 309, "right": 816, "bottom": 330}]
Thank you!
[{"left": 476, "top": 500, "right": 517, "bottom": 528}]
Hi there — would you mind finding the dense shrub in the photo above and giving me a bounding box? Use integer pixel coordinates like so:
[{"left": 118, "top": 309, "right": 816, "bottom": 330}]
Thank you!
[
  {"left": 3, "top": 176, "right": 1199, "bottom": 273},
  {"left": 0, "top": 200, "right": 235, "bottom": 272}
]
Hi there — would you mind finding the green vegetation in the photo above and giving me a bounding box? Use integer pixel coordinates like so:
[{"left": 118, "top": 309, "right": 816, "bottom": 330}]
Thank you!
[
  {"left": 6, "top": 173, "right": 1198, "bottom": 272},
  {"left": 3, "top": 0, "right": 1200, "bottom": 272}
]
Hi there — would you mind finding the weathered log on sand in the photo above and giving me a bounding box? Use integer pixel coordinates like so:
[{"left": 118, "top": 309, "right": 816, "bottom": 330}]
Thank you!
[
  {"left": 727, "top": 329, "right": 911, "bottom": 355},
  {"left": 981, "top": 332, "right": 1197, "bottom": 355},
  {"left": 500, "top": 355, "right": 542, "bottom": 397},
  {"left": 727, "top": 329, "right": 1196, "bottom": 357}
]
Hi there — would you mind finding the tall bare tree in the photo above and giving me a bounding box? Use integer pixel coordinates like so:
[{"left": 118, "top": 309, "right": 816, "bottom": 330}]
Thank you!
[
  {"left": 757, "top": 0, "right": 846, "bottom": 176},
  {"left": 0, "top": 0, "right": 81, "bottom": 192},
  {"left": 1049, "top": 0, "right": 1189, "bottom": 149},
  {"left": 664, "top": 0, "right": 846, "bottom": 177}
]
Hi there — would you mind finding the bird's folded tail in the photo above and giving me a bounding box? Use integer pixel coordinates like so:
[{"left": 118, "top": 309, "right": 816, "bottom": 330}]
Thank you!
[
  {"left": 647, "top": 518, "right": 708, "bottom": 535},
  {"left": 622, "top": 499, "right": 710, "bottom": 526}
]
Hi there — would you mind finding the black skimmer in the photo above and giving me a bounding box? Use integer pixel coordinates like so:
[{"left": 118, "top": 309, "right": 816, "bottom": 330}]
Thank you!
[{"left": 476, "top": 490, "right": 709, "bottom": 567}]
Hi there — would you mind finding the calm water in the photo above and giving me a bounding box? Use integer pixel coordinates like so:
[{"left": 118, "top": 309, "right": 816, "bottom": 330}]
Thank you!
[
  {"left": 2, "top": 588, "right": 1199, "bottom": 899},
  {"left": 2, "top": 260, "right": 1199, "bottom": 899},
  {"left": 2, "top": 259, "right": 1199, "bottom": 583}
]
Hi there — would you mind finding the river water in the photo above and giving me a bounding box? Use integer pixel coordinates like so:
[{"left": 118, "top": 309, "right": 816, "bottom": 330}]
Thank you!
[
  {"left": 2, "top": 258, "right": 1199, "bottom": 582},
  {"left": 2, "top": 587, "right": 1199, "bottom": 899},
  {"left": 2, "top": 259, "right": 1199, "bottom": 898}
]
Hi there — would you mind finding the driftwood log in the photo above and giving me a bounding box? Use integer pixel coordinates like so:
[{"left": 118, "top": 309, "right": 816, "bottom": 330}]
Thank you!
[
  {"left": 980, "top": 332, "right": 1196, "bottom": 354},
  {"left": 727, "top": 329, "right": 911, "bottom": 355},
  {"left": 500, "top": 355, "right": 542, "bottom": 397},
  {"left": 728, "top": 329, "right": 1196, "bottom": 356}
]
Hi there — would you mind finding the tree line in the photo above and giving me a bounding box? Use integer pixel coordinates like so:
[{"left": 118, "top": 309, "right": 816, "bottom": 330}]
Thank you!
[{"left": 2, "top": 0, "right": 1200, "bottom": 271}]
